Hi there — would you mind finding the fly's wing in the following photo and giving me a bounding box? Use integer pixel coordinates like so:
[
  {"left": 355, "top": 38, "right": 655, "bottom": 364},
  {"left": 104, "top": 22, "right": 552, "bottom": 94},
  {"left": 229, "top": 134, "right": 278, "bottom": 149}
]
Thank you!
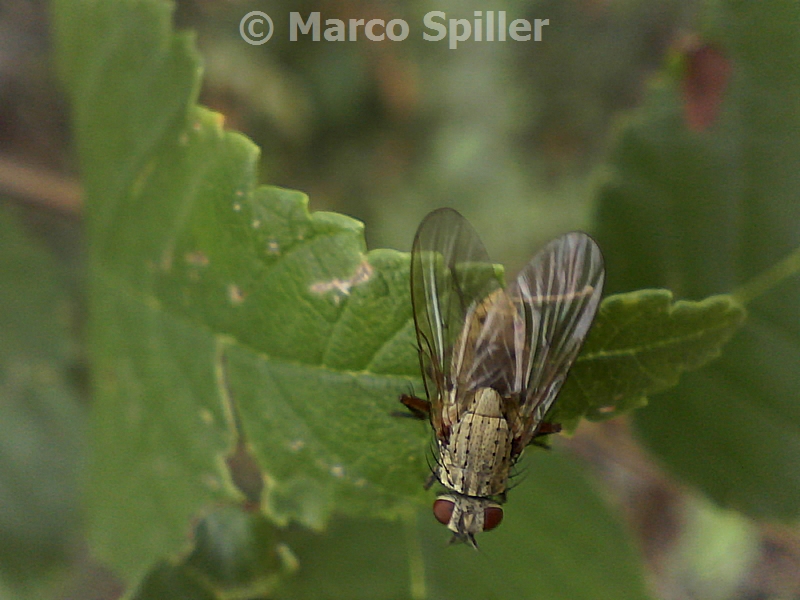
[
  {"left": 451, "top": 288, "right": 518, "bottom": 396},
  {"left": 506, "top": 232, "right": 605, "bottom": 448},
  {"left": 411, "top": 208, "right": 500, "bottom": 439}
]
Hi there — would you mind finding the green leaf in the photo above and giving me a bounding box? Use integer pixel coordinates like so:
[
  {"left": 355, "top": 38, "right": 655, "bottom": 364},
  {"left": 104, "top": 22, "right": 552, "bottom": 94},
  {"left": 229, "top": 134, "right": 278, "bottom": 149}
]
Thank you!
[
  {"left": 553, "top": 290, "right": 746, "bottom": 430},
  {"left": 0, "top": 203, "right": 83, "bottom": 598},
  {"left": 595, "top": 0, "right": 800, "bottom": 519},
  {"left": 53, "top": 0, "right": 426, "bottom": 584},
  {"left": 131, "top": 505, "right": 290, "bottom": 600}
]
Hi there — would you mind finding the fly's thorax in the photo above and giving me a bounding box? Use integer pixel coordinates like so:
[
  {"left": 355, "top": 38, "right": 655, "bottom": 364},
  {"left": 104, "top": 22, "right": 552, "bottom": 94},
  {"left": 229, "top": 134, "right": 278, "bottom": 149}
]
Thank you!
[
  {"left": 433, "top": 493, "right": 503, "bottom": 546},
  {"left": 437, "top": 387, "right": 514, "bottom": 497}
]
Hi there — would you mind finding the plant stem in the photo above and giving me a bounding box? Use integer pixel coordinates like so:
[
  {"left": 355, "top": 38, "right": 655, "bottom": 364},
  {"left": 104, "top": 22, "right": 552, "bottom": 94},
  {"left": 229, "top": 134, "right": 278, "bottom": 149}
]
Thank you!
[
  {"left": 404, "top": 509, "right": 427, "bottom": 600},
  {"left": 215, "top": 335, "right": 248, "bottom": 440},
  {"left": 733, "top": 245, "right": 800, "bottom": 305}
]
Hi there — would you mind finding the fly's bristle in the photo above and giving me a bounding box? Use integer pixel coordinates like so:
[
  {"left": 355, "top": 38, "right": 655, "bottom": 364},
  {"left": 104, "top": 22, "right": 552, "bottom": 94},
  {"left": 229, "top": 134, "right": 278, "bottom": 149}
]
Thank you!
[{"left": 449, "top": 532, "right": 479, "bottom": 550}]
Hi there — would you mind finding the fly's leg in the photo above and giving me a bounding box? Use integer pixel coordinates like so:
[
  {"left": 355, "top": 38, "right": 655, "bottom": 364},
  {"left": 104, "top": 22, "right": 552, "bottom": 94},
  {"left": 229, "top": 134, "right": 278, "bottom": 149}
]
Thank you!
[
  {"left": 512, "top": 422, "right": 563, "bottom": 454},
  {"left": 537, "top": 422, "right": 562, "bottom": 436},
  {"left": 395, "top": 393, "right": 439, "bottom": 491},
  {"left": 529, "top": 422, "right": 562, "bottom": 449},
  {"left": 396, "top": 394, "right": 431, "bottom": 420}
]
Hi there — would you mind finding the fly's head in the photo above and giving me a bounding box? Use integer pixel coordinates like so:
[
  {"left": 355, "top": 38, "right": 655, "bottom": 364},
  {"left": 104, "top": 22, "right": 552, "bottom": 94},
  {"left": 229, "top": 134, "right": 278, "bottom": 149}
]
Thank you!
[{"left": 433, "top": 493, "right": 503, "bottom": 549}]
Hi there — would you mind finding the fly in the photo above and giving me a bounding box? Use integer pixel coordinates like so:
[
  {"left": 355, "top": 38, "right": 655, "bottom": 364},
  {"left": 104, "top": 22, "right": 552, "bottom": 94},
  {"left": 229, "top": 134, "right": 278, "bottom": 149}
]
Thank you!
[{"left": 401, "top": 208, "right": 605, "bottom": 548}]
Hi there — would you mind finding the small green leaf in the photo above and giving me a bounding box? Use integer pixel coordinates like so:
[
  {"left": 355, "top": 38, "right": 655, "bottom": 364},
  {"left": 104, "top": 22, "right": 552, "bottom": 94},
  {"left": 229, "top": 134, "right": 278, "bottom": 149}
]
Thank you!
[
  {"left": 132, "top": 505, "right": 291, "bottom": 600},
  {"left": 553, "top": 290, "right": 746, "bottom": 430},
  {"left": 185, "top": 505, "right": 287, "bottom": 595},
  {"left": 132, "top": 561, "right": 216, "bottom": 600}
]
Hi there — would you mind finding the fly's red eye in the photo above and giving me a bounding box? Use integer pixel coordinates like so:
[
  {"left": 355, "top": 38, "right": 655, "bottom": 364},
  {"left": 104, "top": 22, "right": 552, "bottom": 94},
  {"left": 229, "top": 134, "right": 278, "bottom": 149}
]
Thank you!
[
  {"left": 433, "top": 498, "right": 455, "bottom": 525},
  {"left": 483, "top": 506, "right": 503, "bottom": 531}
]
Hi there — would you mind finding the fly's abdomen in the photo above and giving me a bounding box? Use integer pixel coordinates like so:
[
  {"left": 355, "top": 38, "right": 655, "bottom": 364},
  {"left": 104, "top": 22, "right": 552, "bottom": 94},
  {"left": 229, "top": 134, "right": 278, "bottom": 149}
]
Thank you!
[{"left": 437, "top": 388, "right": 514, "bottom": 497}]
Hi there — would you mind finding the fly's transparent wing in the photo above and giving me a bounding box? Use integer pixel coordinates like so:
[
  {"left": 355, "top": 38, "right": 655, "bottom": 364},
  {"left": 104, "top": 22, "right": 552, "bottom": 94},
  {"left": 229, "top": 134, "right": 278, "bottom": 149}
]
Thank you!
[
  {"left": 506, "top": 232, "right": 605, "bottom": 447},
  {"left": 411, "top": 208, "right": 500, "bottom": 438}
]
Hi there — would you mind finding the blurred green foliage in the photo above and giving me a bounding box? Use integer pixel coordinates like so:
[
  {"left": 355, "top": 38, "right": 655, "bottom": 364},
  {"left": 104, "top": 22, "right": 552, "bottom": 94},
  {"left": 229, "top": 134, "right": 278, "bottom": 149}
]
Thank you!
[
  {"left": 181, "top": 0, "right": 698, "bottom": 268},
  {"left": 0, "top": 203, "right": 84, "bottom": 599},
  {"left": 595, "top": 0, "right": 800, "bottom": 519},
  {"left": 1, "top": 0, "right": 798, "bottom": 598}
]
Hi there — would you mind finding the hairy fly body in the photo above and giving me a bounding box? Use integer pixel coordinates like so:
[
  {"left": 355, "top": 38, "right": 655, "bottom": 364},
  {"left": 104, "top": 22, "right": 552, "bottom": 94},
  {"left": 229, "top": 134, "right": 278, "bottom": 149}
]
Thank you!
[{"left": 402, "top": 208, "right": 605, "bottom": 547}]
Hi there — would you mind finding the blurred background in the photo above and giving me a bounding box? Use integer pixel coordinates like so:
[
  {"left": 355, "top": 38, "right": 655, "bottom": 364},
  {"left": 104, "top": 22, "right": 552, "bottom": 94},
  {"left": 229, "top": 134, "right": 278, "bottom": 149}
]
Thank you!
[{"left": 2, "top": 0, "right": 799, "bottom": 599}]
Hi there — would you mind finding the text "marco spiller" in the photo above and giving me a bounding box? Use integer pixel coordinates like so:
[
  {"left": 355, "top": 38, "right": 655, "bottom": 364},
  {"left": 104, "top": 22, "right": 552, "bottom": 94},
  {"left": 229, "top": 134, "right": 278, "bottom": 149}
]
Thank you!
[{"left": 288, "top": 11, "right": 549, "bottom": 49}]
